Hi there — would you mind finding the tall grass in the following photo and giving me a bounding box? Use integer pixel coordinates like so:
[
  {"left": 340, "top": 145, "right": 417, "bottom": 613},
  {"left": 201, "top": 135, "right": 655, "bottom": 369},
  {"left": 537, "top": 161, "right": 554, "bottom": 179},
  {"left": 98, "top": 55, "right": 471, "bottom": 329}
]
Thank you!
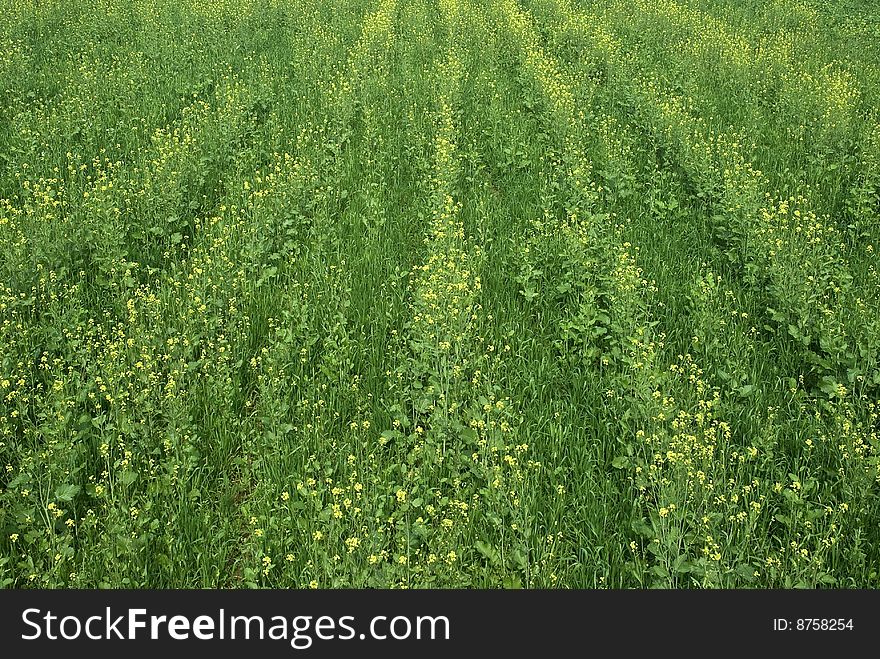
[{"left": 0, "top": 0, "right": 877, "bottom": 588}]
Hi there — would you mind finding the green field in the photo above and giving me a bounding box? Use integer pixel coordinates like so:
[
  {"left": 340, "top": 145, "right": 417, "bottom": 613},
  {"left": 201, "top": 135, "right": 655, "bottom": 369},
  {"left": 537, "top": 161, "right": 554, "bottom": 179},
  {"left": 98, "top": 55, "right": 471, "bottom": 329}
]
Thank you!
[{"left": 1, "top": 0, "right": 879, "bottom": 588}]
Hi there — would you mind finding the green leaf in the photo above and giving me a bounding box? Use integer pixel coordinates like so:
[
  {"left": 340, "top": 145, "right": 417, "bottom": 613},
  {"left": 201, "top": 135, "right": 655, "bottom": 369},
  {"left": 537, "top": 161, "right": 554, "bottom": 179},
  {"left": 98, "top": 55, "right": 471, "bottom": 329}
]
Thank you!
[
  {"left": 737, "top": 384, "right": 757, "bottom": 398},
  {"left": 54, "top": 484, "right": 80, "bottom": 502},
  {"left": 735, "top": 563, "right": 756, "bottom": 581},
  {"left": 380, "top": 429, "right": 400, "bottom": 443},
  {"left": 818, "top": 376, "right": 840, "bottom": 397},
  {"left": 671, "top": 554, "right": 691, "bottom": 573},
  {"left": 611, "top": 455, "right": 629, "bottom": 469},
  {"left": 631, "top": 518, "right": 654, "bottom": 539},
  {"left": 502, "top": 575, "right": 523, "bottom": 589},
  {"left": 475, "top": 541, "right": 500, "bottom": 566}
]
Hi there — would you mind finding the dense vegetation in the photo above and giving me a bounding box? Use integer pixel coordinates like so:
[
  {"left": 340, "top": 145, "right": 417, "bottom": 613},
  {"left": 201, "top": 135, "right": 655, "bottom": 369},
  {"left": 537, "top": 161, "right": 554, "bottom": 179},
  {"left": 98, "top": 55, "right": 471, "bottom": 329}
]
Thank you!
[{"left": 1, "top": 0, "right": 878, "bottom": 588}]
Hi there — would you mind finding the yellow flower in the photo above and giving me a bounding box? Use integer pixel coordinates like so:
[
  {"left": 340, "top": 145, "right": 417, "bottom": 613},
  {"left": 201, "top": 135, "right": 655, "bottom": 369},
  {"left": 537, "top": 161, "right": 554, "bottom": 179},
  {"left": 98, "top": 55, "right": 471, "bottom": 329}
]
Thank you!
[{"left": 396, "top": 489, "right": 407, "bottom": 503}]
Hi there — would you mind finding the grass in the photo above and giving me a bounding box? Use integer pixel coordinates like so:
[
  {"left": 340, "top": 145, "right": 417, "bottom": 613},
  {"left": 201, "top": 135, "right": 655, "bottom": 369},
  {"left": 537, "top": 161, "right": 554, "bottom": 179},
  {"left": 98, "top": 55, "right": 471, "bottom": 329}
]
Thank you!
[{"left": 0, "top": 0, "right": 878, "bottom": 588}]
